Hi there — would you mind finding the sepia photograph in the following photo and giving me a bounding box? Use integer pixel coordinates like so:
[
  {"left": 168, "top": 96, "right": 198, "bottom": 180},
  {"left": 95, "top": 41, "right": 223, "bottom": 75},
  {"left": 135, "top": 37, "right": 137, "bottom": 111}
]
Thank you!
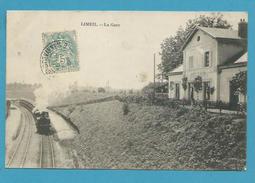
[{"left": 5, "top": 11, "right": 247, "bottom": 170}]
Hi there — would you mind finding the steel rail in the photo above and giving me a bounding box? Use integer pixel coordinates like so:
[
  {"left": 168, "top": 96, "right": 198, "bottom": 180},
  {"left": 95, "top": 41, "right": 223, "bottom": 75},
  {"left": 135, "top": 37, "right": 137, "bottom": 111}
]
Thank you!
[
  {"left": 20, "top": 110, "right": 33, "bottom": 168},
  {"left": 6, "top": 107, "right": 32, "bottom": 168},
  {"left": 40, "top": 135, "right": 55, "bottom": 168}
]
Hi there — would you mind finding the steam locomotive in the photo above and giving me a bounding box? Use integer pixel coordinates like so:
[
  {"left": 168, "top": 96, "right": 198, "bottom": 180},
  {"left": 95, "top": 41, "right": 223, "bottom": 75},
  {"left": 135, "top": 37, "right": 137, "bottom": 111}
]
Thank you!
[{"left": 33, "top": 108, "right": 51, "bottom": 134}]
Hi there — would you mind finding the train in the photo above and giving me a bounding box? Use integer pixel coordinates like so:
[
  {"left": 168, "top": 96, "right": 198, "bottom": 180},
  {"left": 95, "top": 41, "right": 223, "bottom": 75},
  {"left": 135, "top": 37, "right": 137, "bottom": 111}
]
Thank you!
[{"left": 33, "top": 108, "right": 51, "bottom": 135}]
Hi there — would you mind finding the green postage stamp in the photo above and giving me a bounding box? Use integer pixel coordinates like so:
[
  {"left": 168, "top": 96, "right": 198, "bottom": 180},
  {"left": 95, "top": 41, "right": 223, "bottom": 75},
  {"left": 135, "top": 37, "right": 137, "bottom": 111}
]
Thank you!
[{"left": 40, "top": 30, "right": 79, "bottom": 75}]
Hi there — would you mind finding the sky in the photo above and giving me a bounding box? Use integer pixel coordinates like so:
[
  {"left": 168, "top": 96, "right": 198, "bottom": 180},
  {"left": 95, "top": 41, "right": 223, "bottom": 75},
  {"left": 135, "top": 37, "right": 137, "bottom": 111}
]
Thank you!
[{"left": 7, "top": 11, "right": 247, "bottom": 90}]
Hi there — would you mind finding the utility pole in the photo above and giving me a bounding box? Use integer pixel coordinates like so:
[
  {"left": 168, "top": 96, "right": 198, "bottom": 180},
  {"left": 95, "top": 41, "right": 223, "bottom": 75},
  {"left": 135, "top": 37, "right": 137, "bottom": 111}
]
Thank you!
[{"left": 153, "top": 53, "right": 156, "bottom": 100}]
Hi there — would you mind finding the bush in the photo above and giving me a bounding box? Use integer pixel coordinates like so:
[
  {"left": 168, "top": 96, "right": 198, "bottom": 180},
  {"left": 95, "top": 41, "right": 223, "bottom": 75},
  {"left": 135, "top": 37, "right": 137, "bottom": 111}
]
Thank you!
[
  {"left": 98, "top": 87, "right": 106, "bottom": 93},
  {"left": 239, "top": 102, "right": 246, "bottom": 113},
  {"left": 117, "top": 94, "right": 182, "bottom": 109},
  {"left": 231, "top": 71, "right": 247, "bottom": 96},
  {"left": 118, "top": 95, "right": 152, "bottom": 105},
  {"left": 142, "top": 82, "right": 168, "bottom": 95},
  {"left": 176, "top": 107, "right": 189, "bottom": 117},
  {"left": 122, "top": 103, "right": 130, "bottom": 115}
]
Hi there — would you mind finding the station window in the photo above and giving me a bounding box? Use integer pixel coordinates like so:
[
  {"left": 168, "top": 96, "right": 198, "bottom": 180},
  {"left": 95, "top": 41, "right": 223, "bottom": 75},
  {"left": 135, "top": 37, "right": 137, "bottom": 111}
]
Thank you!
[{"left": 204, "top": 51, "right": 210, "bottom": 67}]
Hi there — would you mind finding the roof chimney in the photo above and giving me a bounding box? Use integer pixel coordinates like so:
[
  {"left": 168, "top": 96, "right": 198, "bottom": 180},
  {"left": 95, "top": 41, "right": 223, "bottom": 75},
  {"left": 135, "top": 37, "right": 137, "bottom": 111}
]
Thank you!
[{"left": 238, "top": 19, "right": 247, "bottom": 38}]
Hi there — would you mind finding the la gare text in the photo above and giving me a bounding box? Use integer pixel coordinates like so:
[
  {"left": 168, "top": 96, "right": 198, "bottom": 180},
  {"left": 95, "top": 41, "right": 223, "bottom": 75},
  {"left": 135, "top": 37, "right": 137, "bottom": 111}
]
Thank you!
[{"left": 81, "top": 22, "right": 120, "bottom": 27}]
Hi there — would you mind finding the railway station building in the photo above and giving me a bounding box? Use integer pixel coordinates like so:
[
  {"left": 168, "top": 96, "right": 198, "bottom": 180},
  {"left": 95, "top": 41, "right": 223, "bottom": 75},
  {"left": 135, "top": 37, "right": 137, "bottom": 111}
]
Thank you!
[{"left": 167, "top": 20, "right": 247, "bottom": 106}]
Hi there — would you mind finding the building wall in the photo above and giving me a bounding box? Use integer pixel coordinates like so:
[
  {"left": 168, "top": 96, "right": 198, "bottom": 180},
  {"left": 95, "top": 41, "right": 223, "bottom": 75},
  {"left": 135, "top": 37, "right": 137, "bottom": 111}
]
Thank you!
[
  {"left": 183, "top": 30, "right": 218, "bottom": 101},
  {"left": 168, "top": 74, "right": 184, "bottom": 99},
  {"left": 169, "top": 29, "right": 247, "bottom": 104},
  {"left": 219, "top": 66, "right": 247, "bottom": 103},
  {"left": 184, "top": 30, "right": 218, "bottom": 71},
  {"left": 188, "top": 72, "right": 217, "bottom": 101},
  {"left": 218, "top": 40, "right": 244, "bottom": 65}
]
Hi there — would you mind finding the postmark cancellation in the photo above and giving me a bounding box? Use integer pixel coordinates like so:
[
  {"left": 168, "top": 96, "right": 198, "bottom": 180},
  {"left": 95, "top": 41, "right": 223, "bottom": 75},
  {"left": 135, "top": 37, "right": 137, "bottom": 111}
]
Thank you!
[{"left": 40, "top": 30, "right": 79, "bottom": 75}]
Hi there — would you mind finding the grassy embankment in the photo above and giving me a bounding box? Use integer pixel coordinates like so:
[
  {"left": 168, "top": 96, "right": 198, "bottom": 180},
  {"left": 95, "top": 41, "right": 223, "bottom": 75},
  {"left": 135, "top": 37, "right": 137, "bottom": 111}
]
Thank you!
[{"left": 52, "top": 94, "right": 246, "bottom": 170}]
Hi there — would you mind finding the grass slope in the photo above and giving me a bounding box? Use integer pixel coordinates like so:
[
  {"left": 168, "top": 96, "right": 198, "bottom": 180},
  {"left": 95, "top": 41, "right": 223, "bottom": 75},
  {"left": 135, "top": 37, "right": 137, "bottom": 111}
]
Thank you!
[{"left": 55, "top": 100, "right": 246, "bottom": 170}]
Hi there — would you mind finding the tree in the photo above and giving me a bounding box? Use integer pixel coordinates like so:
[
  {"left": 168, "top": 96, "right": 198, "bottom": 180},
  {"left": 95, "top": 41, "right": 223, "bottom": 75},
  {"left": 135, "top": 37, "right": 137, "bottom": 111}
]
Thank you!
[
  {"left": 231, "top": 71, "right": 247, "bottom": 96},
  {"left": 159, "top": 13, "right": 232, "bottom": 80},
  {"left": 231, "top": 71, "right": 247, "bottom": 113},
  {"left": 193, "top": 76, "right": 203, "bottom": 100},
  {"left": 142, "top": 82, "right": 168, "bottom": 95},
  {"left": 158, "top": 27, "right": 185, "bottom": 79},
  {"left": 128, "top": 89, "right": 134, "bottom": 94},
  {"left": 98, "top": 87, "right": 106, "bottom": 93},
  {"left": 181, "top": 77, "right": 188, "bottom": 99},
  {"left": 182, "top": 77, "right": 188, "bottom": 91}
]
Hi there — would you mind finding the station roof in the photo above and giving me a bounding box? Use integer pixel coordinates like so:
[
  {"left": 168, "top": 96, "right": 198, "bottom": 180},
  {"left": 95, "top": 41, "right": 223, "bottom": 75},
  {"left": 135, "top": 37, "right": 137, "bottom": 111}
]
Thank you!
[
  {"left": 234, "top": 52, "right": 247, "bottom": 64},
  {"left": 167, "top": 64, "right": 183, "bottom": 76},
  {"left": 219, "top": 51, "right": 247, "bottom": 70},
  {"left": 181, "top": 26, "right": 244, "bottom": 51},
  {"left": 199, "top": 26, "right": 240, "bottom": 40}
]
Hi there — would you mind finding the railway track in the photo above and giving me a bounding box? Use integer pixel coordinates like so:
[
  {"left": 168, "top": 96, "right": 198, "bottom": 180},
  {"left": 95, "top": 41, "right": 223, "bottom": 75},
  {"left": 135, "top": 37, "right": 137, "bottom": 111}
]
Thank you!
[
  {"left": 40, "top": 135, "right": 55, "bottom": 168},
  {"left": 6, "top": 101, "right": 57, "bottom": 168},
  {"left": 6, "top": 107, "right": 33, "bottom": 168}
]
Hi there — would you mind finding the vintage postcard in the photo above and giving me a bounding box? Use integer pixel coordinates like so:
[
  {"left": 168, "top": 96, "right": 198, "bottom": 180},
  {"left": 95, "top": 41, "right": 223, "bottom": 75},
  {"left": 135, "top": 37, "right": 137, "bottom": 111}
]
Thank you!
[{"left": 6, "top": 11, "right": 247, "bottom": 170}]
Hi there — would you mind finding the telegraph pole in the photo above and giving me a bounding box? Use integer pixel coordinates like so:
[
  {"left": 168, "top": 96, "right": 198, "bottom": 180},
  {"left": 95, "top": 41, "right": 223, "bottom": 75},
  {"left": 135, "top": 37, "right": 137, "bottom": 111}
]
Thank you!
[{"left": 153, "top": 53, "right": 156, "bottom": 100}]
